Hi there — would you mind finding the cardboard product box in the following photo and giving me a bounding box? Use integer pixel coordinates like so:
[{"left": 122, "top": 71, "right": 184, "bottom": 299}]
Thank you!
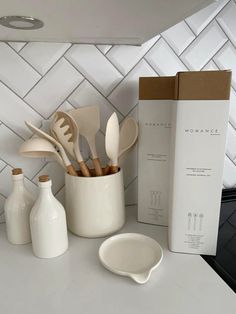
[
  {"left": 168, "top": 70, "right": 232, "bottom": 255},
  {"left": 138, "top": 76, "right": 175, "bottom": 226}
]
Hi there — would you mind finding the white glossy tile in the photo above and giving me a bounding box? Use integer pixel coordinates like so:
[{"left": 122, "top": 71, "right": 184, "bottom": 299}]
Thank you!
[
  {"left": 55, "top": 186, "right": 65, "bottom": 207},
  {"left": 0, "top": 165, "right": 38, "bottom": 199},
  {"left": 25, "top": 58, "right": 84, "bottom": 118},
  {"left": 202, "top": 60, "right": 219, "bottom": 70},
  {"left": 108, "top": 60, "right": 156, "bottom": 116},
  {"left": 106, "top": 35, "right": 159, "bottom": 75},
  {"left": 125, "top": 178, "right": 138, "bottom": 205},
  {"left": 0, "top": 43, "right": 40, "bottom": 97},
  {"left": 162, "top": 21, "right": 195, "bottom": 55},
  {"left": 214, "top": 42, "right": 236, "bottom": 89},
  {"left": 229, "top": 88, "right": 236, "bottom": 128},
  {"left": 0, "top": 82, "right": 42, "bottom": 139},
  {"left": 20, "top": 42, "right": 71, "bottom": 75},
  {"left": 217, "top": 1, "right": 236, "bottom": 47},
  {"left": 226, "top": 124, "right": 236, "bottom": 160},
  {"left": 65, "top": 45, "right": 123, "bottom": 96},
  {"left": 0, "top": 159, "right": 6, "bottom": 172},
  {"left": 32, "top": 162, "right": 65, "bottom": 195},
  {"left": 8, "top": 42, "right": 26, "bottom": 52},
  {"left": 0, "top": 194, "right": 6, "bottom": 220},
  {"left": 0, "top": 124, "right": 45, "bottom": 179},
  {"left": 223, "top": 156, "right": 236, "bottom": 187},
  {"left": 68, "top": 80, "right": 123, "bottom": 133},
  {"left": 56, "top": 101, "right": 75, "bottom": 113},
  {"left": 181, "top": 21, "right": 227, "bottom": 70},
  {"left": 96, "top": 45, "right": 112, "bottom": 54},
  {"left": 186, "top": 0, "right": 229, "bottom": 35},
  {"left": 145, "top": 38, "right": 187, "bottom": 75},
  {"left": 122, "top": 143, "right": 138, "bottom": 188}
]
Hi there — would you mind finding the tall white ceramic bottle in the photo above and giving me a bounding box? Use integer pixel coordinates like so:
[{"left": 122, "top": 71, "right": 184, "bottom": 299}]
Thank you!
[
  {"left": 30, "top": 175, "right": 68, "bottom": 258},
  {"left": 4, "top": 168, "right": 35, "bottom": 244}
]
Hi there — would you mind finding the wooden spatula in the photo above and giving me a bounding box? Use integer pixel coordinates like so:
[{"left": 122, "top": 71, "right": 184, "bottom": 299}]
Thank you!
[{"left": 69, "top": 106, "right": 103, "bottom": 176}]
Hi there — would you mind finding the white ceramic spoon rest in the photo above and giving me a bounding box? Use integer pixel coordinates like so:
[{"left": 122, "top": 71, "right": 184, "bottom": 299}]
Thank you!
[{"left": 99, "top": 233, "right": 163, "bottom": 284}]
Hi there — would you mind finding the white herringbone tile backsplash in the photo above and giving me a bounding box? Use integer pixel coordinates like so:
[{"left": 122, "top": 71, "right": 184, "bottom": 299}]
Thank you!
[{"left": 1, "top": 0, "right": 236, "bottom": 222}]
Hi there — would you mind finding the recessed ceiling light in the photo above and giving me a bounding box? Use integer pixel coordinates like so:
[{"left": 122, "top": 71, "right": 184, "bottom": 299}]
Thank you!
[{"left": 0, "top": 16, "right": 44, "bottom": 30}]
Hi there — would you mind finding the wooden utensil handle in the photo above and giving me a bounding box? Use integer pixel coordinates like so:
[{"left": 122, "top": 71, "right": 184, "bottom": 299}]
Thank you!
[
  {"left": 109, "top": 165, "right": 119, "bottom": 174},
  {"left": 66, "top": 165, "right": 78, "bottom": 176},
  {"left": 79, "top": 161, "right": 91, "bottom": 177},
  {"left": 93, "top": 158, "right": 103, "bottom": 176},
  {"left": 103, "top": 165, "right": 110, "bottom": 175}
]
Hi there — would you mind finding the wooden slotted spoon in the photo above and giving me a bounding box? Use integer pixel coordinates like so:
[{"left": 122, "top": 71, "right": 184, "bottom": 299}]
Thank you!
[{"left": 52, "top": 111, "right": 91, "bottom": 177}]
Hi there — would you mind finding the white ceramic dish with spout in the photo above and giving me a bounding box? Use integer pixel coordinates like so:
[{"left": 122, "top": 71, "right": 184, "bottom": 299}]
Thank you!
[
  {"left": 65, "top": 169, "right": 125, "bottom": 238},
  {"left": 99, "top": 233, "right": 163, "bottom": 284}
]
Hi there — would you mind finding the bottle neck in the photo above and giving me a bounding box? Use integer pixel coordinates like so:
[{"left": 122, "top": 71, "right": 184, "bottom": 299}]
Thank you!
[
  {"left": 12, "top": 175, "right": 25, "bottom": 193},
  {"left": 38, "top": 180, "right": 53, "bottom": 198}
]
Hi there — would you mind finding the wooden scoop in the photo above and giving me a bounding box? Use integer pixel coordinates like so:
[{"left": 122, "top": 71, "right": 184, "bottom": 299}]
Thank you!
[{"left": 25, "top": 121, "right": 77, "bottom": 176}]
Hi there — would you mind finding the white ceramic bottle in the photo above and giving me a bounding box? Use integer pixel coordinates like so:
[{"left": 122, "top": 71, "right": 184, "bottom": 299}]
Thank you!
[
  {"left": 30, "top": 175, "right": 68, "bottom": 258},
  {"left": 4, "top": 168, "right": 35, "bottom": 244}
]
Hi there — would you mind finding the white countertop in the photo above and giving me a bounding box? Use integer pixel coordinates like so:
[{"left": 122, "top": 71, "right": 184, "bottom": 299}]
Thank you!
[{"left": 0, "top": 205, "right": 235, "bottom": 314}]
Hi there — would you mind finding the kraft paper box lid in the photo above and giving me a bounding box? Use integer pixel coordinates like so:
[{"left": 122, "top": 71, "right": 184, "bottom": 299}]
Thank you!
[
  {"left": 139, "top": 76, "right": 175, "bottom": 100},
  {"left": 175, "top": 70, "right": 232, "bottom": 100}
]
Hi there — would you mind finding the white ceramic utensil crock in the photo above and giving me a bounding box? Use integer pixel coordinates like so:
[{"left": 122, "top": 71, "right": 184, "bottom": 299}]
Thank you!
[
  {"left": 99, "top": 233, "right": 163, "bottom": 284},
  {"left": 65, "top": 170, "right": 125, "bottom": 238}
]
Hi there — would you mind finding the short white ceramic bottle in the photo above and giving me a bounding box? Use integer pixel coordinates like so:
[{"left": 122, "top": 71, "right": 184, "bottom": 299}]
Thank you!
[
  {"left": 30, "top": 175, "right": 68, "bottom": 258},
  {"left": 4, "top": 168, "right": 35, "bottom": 244}
]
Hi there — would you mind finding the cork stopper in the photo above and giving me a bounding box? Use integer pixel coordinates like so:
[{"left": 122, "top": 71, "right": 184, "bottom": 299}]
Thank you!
[
  {"left": 12, "top": 168, "right": 23, "bottom": 175},
  {"left": 39, "top": 175, "right": 50, "bottom": 182}
]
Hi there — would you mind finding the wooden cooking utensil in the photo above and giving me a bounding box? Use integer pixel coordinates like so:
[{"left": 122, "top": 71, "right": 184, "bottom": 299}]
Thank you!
[
  {"left": 69, "top": 106, "right": 103, "bottom": 176},
  {"left": 105, "top": 112, "right": 120, "bottom": 174},
  {"left": 19, "top": 137, "right": 66, "bottom": 170},
  {"left": 25, "top": 121, "right": 77, "bottom": 176},
  {"left": 103, "top": 117, "right": 138, "bottom": 175},
  {"left": 51, "top": 111, "right": 91, "bottom": 177}
]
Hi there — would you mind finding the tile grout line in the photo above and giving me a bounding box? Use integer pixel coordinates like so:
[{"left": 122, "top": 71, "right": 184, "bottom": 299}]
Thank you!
[
  {"left": 5, "top": 42, "right": 43, "bottom": 76},
  {"left": 55, "top": 184, "right": 65, "bottom": 197},
  {"left": 22, "top": 56, "right": 70, "bottom": 99},
  {"left": 94, "top": 45, "right": 126, "bottom": 77},
  {"left": 143, "top": 57, "right": 161, "bottom": 76},
  {"left": 184, "top": 0, "right": 231, "bottom": 37},
  {"left": 31, "top": 161, "right": 50, "bottom": 181},
  {"left": 16, "top": 42, "right": 28, "bottom": 53},
  {"left": 160, "top": 36, "right": 191, "bottom": 71},
  {"left": 0, "top": 120, "right": 26, "bottom": 141},
  {"left": 199, "top": 39, "right": 229, "bottom": 71},
  {"left": 47, "top": 77, "right": 86, "bottom": 119},
  {"left": 0, "top": 79, "right": 46, "bottom": 120},
  {"left": 124, "top": 175, "right": 137, "bottom": 190},
  {"left": 99, "top": 35, "right": 160, "bottom": 77},
  {"left": 215, "top": 18, "right": 236, "bottom": 51},
  {"left": 0, "top": 154, "right": 37, "bottom": 183},
  {"left": 105, "top": 37, "right": 162, "bottom": 98},
  {"left": 64, "top": 56, "right": 126, "bottom": 118},
  {"left": 0, "top": 163, "right": 8, "bottom": 175}
]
